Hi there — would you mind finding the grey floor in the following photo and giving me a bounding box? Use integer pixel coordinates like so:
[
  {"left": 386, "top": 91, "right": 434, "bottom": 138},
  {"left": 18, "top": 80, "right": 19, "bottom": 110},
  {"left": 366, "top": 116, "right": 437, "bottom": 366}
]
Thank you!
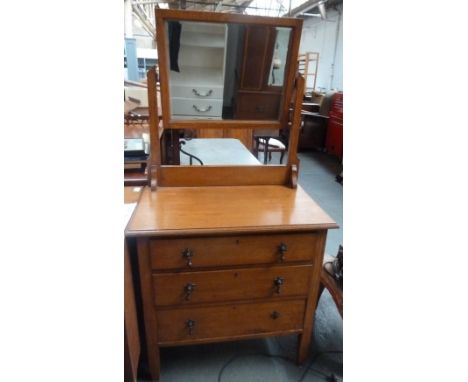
[{"left": 139, "top": 151, "right": 343, "bottom": 382}]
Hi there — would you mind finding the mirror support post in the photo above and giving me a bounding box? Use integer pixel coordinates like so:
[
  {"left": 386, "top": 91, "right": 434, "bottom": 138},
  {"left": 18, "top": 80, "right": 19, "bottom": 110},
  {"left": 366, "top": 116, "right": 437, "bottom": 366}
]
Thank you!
[
  {"left": 287, "top": 73, "right": 305, "bottom": 188},
  {"left": 147, "top": 67, "right": 161, "bottom": 190}
]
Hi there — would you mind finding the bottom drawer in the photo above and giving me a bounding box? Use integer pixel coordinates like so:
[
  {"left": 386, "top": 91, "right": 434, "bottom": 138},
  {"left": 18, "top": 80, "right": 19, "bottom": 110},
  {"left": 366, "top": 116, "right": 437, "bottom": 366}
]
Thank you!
[{"left": 157, "top": 299, "right": 305, "bottom": 345}]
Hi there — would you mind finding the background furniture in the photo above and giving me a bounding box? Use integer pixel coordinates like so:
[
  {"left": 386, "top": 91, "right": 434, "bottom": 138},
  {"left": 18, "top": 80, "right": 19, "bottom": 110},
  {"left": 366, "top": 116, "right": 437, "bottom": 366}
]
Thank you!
[
  {"left": 254, "top": 137, "right": 287, "bottom": 164},
  {"left": 124, "top": 187, "right": 143, "bottom": 382},
  {"left": 298, "top": 91, "right": 335, "bottom": 152},
  {"left": 319, "top": 252, "right": 343, "bottom": 318},
  {"left": 168, "top": 21, "right": 226, "bottom": 120},
  {"left": 298, "top": 52, "right": 319, "bottom": 94},
  {"left": 179, "top": 138, "right": 261, "bottom": 165},
  {"left": 325, "top": 92, "right": 343, "bottom": 160}
]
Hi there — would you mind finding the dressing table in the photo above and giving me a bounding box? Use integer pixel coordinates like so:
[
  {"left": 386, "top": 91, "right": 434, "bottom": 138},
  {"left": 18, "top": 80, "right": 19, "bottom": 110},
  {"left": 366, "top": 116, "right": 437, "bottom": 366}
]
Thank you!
[{"left": 125, "top": 9, "right": 338, "bottom": 381}]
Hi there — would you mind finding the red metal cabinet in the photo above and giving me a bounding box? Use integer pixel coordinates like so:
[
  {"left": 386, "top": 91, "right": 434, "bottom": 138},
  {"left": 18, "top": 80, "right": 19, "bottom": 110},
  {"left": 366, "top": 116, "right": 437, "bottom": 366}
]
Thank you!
[{"left": 326, "top": 93, "right": 343, "bottom": 159}]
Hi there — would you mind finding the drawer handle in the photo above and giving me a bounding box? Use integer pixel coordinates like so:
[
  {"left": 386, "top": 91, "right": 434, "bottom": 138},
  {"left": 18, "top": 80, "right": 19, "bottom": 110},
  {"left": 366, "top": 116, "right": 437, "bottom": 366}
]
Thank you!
[
  {"left": 274, "top": 276, "right": 285, "bottom": 294},
  {"left": 184, "top": 283, "right": 196, "bottom": 301},
  {"left": 186, "top": 319, "right": 196, "bottom": 335},
  {"left": 193, "top": 105, "right": 212, "bottom": 113},
  {"left": 182, "top": 248, "right": 194, "bottom": 268},
  {"left": 278, "top": 243, "right": 288, "bottom": 262},
  {"left": 192, "top": 88, "right": 213, "bottom": 97},
  {"left": 271, "top": 311, "right": 281, "bottom": 320}
]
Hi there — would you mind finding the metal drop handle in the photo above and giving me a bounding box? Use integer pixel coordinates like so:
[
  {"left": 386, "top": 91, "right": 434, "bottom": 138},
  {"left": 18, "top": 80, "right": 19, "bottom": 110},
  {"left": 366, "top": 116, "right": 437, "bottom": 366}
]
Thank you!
[
  {"left": 274, "top": 276, "right": 285, "bottom": 294},
  {"left": 182, "top": 248, "right": 194, "bottom": 268},
  {"left": 271, "top": 311, "right": 281, "bottom": 320},
  {"left": 192, "top": 88, "right": 213, "bottom": 97},
  {"left": 193, "top": 104, "right": 212, "bottom": 113},
  {"left": 186, "top": 319, "right": 196, "bottom": 335},
  {"left": 184, "top": 283, "right": 196, "bottom": 301},
  {"left": 278, "top": 243, "right": 288, "bottom": 262}
]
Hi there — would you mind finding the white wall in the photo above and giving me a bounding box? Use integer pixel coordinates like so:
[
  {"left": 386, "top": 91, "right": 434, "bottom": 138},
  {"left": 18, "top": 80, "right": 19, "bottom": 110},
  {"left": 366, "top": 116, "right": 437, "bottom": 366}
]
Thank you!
[{"left": 298, "top": 4, "right": 343, "bottom": 92}]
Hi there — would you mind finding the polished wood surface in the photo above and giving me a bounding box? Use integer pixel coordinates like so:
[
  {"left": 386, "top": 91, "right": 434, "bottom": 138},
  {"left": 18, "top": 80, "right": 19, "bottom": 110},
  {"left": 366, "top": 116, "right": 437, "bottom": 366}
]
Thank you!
[
  {"left": 156, "top": 299, "right": 306, "bottom": 345},
  {"left": 124, "top": 187, "right": 143, "bottom": 382},
  {"left": 126, "top": 185, "right": 337, "bottom": 237},
  {"left": 157, "top": 165, "right": 290, "bottom": 188},
  {"left": 149, "top": 233, "right": 320, "bottom": 270},
  {"left": 152, "top": 265, "right": 312, "bottom": 306},
  {"left": 125, "top": 240, "right": 140, "bottom": 382},
  {"left": 133, "top": 10, "right": 335, "bottom": 381}
]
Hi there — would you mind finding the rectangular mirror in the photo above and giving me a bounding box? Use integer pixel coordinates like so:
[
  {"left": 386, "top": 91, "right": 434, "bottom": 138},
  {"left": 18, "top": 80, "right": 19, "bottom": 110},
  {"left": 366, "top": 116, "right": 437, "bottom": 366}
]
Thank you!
[
  {"left": 166, "top": 21, "right": 291, "bottom": 122},
  {"left": 156, "top": 10, "right": 302, "bottom": 130}
]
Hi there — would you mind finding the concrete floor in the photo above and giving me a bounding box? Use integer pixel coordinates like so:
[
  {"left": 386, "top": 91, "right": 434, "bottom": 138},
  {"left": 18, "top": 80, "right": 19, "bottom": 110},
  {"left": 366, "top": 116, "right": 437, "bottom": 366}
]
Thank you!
[{"left": 139, "top": 151, "right": 343, "bottom": 382}]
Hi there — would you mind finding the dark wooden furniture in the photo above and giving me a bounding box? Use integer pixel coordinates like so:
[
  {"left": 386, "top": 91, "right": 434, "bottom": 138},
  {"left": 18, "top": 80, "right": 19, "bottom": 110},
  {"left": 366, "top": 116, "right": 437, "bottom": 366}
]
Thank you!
[
  {"left": 124, "top": 187, "right": 143, "bottom": 382},
  {"left": 125, "top": 10, "right": 338, "bottom": 381},
  {"left": 254, "top": 136, "right": 287, "bottom": 164},
  {"left": 319, "top": 254, "right": 343, "bottom": 318}
]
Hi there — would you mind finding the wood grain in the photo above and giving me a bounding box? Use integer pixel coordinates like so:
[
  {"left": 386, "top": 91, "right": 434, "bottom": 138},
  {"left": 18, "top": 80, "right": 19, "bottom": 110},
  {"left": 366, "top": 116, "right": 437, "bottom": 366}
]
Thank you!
[
  {"left": 149, "top": 233, "right": 320, "bottom": 270},
  {"left": 152, "top": 265, "right": 312, "bottom": 306},
  {"left": 158, "top": 165, "right": 289, "bottom": 187},
  {"left": 156, "top": 299, "right": 306, "bottom": 345},
  {"left": 124, "top": 240, "right": 140, "bottom": 382},
  {"left": 126, "top": 185, "right": 337, "bottom": 237}
]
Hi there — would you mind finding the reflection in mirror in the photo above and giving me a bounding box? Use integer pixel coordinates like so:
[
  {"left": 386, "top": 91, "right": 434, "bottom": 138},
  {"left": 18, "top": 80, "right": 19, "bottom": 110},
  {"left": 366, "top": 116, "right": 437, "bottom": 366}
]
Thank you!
[
  {"left": 166, "top": 21, "right": 292, "bottom": 121},
  {"left": 268, "top": 28, "right": 291, "bottom": 87},
  {"left": 162, "top": 130, "right": 288, "bottom": 167}
]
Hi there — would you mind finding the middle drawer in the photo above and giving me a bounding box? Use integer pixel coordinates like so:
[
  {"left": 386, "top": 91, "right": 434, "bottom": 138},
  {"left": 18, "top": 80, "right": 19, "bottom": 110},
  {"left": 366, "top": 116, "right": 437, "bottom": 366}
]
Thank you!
[{"left": 152, "top": 264, "right": 312, "bottom": 306}]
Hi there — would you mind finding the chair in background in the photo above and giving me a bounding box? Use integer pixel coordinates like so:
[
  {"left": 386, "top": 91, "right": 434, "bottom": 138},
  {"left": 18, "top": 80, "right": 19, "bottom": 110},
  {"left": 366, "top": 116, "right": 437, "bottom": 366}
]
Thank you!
[
  {"left": 254, "top": 137, "right": 287, "bottom": 164},
  {"left": 298, "top": 91, "right": 336, "bottom": 151}
]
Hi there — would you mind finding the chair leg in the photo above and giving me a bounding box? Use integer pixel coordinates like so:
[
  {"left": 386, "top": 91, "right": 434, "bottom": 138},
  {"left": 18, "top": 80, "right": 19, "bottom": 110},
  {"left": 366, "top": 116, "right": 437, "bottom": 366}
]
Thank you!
[{"left": 279, "top": 151, "right": 285, "bottom": 164}]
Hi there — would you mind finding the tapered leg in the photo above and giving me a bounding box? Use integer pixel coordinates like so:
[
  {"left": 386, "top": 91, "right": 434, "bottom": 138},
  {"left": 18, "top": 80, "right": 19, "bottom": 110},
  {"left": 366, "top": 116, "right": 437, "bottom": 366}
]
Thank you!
[{"left": 147, "top": 345, "right": 160, "bottom": 381}]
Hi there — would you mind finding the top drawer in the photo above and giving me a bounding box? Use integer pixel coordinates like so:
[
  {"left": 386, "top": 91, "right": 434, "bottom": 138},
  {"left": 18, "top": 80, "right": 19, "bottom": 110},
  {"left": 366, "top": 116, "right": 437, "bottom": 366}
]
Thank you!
[
  {"left": 170, "top": 85, "right": 223, "bottom": 100},
  {"left": 149, "top": 233, "right": 320, "bottom": 270}
]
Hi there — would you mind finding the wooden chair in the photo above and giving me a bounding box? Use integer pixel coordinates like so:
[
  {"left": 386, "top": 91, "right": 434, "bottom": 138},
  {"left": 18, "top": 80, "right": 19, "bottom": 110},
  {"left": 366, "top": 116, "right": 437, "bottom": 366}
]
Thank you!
[
  {"left": 254, "top": 137, "right": 287, "bottom": 164},
  {"left": 318, "top": 251, "right": 343, "bottom": 318}
]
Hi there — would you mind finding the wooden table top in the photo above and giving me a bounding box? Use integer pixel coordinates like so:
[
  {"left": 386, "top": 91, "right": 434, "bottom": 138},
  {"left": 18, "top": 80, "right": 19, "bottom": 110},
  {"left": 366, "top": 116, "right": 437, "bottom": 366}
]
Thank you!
[{"left": 126, "top": 185, "right": 338, "bottom": 237}]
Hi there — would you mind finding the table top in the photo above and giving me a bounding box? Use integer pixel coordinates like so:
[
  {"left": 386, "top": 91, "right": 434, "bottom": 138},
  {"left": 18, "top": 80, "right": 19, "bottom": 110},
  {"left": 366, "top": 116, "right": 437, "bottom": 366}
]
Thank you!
[
  {"left": 126, "top": 185, "right": 338, "bottom": 237},
  {"left": 180, "top": 138, "right": 260, "bottom": 166}
]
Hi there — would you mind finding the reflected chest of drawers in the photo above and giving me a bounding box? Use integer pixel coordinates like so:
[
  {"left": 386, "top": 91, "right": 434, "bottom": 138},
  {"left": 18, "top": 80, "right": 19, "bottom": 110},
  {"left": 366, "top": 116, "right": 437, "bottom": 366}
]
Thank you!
[{"left": 126, "top": 185, "right": 337, "bottom": 381}]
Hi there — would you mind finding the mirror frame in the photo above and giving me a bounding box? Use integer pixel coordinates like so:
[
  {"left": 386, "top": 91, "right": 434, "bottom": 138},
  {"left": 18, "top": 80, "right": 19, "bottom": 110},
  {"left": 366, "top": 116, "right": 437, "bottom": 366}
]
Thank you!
[{"left": 155, "top": 9, "right": 303, "bottom": 130}]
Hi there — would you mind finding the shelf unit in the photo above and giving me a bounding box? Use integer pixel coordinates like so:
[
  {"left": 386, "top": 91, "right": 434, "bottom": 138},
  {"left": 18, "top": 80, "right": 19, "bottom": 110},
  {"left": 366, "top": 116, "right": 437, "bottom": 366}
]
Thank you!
[
  {"left": 169, "top": 21, "right": 227, "bottom": 120},
  {"left": 298, "top": 52, "right": 319, "bottom": 94}
]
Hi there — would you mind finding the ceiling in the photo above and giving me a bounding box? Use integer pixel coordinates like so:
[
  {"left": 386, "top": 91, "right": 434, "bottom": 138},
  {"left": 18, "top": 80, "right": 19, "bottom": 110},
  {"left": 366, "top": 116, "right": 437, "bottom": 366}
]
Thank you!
[{"left": 129, "top": 0, "right": 342, "bottom": 38}]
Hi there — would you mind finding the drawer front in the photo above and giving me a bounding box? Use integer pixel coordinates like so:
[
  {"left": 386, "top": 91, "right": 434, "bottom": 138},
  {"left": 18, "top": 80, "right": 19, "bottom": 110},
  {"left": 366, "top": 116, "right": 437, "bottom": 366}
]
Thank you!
[
  {"left": 157, "top": 299, "right": 306, "bottom": 344},
  {"left": 152, "top": 265, "right": 312, "bottom": 306},
  {"left": 149, "top": 233, "right": 319, "bottom": 270},
  {"left": 170, "top": 85, "right": 223, "bottom": 100},
  {"left": 171, "top": 97, "right": 223, "bottom": 117}
]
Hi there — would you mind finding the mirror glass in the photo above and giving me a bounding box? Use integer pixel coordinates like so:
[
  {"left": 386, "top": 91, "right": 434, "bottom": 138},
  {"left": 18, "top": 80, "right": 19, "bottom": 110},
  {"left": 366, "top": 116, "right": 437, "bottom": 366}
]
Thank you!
[
  {"left": 165, "top": 20, "right": 292, "bottom": 121},
  {"left": 162, "top": 129, "right": 288, "bottom": 167}
]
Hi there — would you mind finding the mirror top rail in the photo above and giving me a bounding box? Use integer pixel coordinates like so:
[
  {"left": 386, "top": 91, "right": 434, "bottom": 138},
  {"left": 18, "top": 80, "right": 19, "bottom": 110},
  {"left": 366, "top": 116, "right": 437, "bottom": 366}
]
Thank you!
[{"left": 155, "top": 9, "right": 303, "bottom": 28}]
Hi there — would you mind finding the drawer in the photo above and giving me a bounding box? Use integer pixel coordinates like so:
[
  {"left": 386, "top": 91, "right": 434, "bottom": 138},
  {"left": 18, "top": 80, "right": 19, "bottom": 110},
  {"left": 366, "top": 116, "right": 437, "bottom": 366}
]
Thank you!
[
  {"left": 171, "top": 97, "right": 223, "bottom": 117},
  {"left": 156, "top": 299, "right": 305, "bottom": 344},
  {"left": 236, "top": 92, "right": 281, "bottom": 120},
  {"left": 152, "top": 264, "right": 312, "bottom": 306},
  {"left": 149, "top": 233, "right": 320, "bottom": 270},
  {"left": 170, "top": 85, "right": 223, "bottom": 100}
]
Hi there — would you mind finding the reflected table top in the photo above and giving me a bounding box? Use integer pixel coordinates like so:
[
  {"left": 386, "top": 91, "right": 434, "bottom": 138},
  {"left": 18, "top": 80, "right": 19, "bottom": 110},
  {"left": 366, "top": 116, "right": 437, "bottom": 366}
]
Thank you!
[{"left": 179, "top": 138, "right": 261, "bottom": 166}]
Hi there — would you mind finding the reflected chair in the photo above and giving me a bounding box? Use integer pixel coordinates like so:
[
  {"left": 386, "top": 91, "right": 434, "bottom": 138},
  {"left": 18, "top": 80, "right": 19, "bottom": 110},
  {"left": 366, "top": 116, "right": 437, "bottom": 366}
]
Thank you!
[{"left": 254, "top": 137, "right": 287, "bottom": 164}]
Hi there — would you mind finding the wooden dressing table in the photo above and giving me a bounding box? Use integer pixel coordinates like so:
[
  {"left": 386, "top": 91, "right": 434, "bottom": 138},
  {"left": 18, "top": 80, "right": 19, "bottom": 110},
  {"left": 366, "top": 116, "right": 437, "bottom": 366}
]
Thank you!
[{"left": 125, "top": 9, "right": 338, "bottom": 381}]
